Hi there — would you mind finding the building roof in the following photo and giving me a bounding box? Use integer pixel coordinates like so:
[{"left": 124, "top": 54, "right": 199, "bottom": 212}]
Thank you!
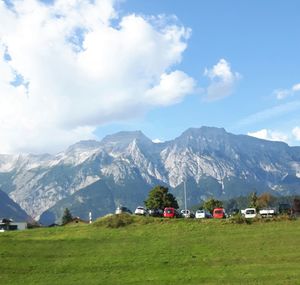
[{"left": 63, "top": 217, "right": 89, "bottom": 226}]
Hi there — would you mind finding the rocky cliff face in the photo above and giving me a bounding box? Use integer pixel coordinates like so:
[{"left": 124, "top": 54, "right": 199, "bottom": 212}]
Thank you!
[
  {"left": 0, "top": 189, "right": 30, "bottom": 221},
  {"left": 1, "top": 126, "right": 300, "bottom": 224}
]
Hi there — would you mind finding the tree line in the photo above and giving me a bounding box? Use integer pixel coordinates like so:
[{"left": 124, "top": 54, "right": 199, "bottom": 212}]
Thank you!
[{"left": 61, "top": 186, "right": 300, "bottom": 223}]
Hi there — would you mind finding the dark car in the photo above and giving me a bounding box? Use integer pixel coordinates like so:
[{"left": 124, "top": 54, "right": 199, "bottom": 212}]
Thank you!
[
  {"left": 278, "top": 203, "right": 292, "bottom": 215},
  {"left": 229, "top": 208, "right": 240, "bottom": 217},
  {"left": 115, "top": 206, "right": 132, "bottom": 215},
  {"left": 148, "top": 209, "right": 163, "bottom": 217}
]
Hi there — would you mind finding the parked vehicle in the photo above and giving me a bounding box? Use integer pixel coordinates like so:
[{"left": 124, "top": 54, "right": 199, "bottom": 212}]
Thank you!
[
  {"left": 213, "top": 208, "right": 226, "bottom": 219},
  {"left": 278, "top": 203, "right": 292, "bottom": 215},
  {"left": 115, "top": 206, "right": 132, "bottom": 215},
  {"left": 164, "top": 207, "right": 180, "bottom": 218},
  {"left": 0, "top": 218, "right": 18, "bottom": 231},
  {"left": 241, "top": 208, "right": 257, "bottom": 219},
  {"left": 195, "top": 209, "right": 212, "bottom": 219},
  {"left": 134, "top": 206, "right": 148, "bottom": 216},
  {"left": 259, "top": 208, "right": 276, "bottom": 218},
  {"left": 181, "top": 209, "right": 195, "bottom": 218},
  {"left": 229, "top": 208, "right": 240, "bottom": 217},
  {"left": 148, "top": 209, "right": 163, "bottom": 217}
]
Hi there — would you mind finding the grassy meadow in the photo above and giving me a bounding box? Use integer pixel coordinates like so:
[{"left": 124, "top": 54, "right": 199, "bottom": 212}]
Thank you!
[{"left": 0, "top": 216, "right": 299, "bottom": 285}]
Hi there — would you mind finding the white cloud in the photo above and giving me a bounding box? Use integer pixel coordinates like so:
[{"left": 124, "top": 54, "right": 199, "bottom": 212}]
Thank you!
[
  {"left": 248, "top": 129, "right": 288, "bottom": 143},
  {"left": 292, "top": 127, "right": 300, "bottom": 141},
  {"left": 203, "top": 59, "right": 241, "bottom": 101},
  {"left": 292, "top": 83, "right": 300, "bottom": 92},
  {"left": 274, "top": 82, "right": 300, "bottom": 100},
  {"left": 273, "top": 89, "right": 291, "bottom": 100},
  {"left": 145, "top": 71, "right": 195, "bottom": 106},
  {"left": 152, "top": 138, "right": 163, "bottom": 143},
  {"left": 248, "top": 129, "right": 268, "bottom": 140},
  {"left": 0, "top": 0, "right": 195, "bottom": 154}
]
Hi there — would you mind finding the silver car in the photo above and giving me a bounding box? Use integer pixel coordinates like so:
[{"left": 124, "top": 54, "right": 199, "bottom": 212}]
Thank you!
[
  {"left": 134, "top": 206, "right": 148, "bottom": 216},
  {"left": 181, "top": 209, "right": 194, "bottom": 218}
]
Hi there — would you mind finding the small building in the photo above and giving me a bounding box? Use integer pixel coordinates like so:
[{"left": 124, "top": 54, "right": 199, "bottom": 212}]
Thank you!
[
  {"left": 63, "top": 217, "right": 89, "bottom": 226},
  {"left": 0, "top": 218, "right": 27, "bottom": 231},
  {"left": 12, "top": 222, "right": 28, "bottom": 230}
]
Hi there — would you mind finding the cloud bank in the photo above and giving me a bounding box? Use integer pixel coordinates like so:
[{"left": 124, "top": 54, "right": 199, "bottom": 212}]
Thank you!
[
  {"left": 248, "top": 126, "right": 300, "bottom": 145},
  {"left": 0, "top": 0, "right": 195, "bottom": 153},
  {"left": 247, "top": 129, "right": 288, "bottom": 143}
]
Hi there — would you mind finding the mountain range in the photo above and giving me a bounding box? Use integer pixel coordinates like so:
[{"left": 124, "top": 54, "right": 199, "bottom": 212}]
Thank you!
[{"left": 0, "top": 126, "right": 300, "bottom": 224}]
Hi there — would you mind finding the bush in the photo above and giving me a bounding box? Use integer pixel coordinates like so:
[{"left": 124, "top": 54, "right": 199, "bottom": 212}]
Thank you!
[
  {"left": 229, "top": 213, "right": 252, "bottom": 224},
  {"left": 95, "top": 213, "right": 134, "bottom": 228},
  {"left": 273, "top": 214, "right": 296, "bottom": 222},
  {"left": 93, "top": 213, "right": 173, "bottom": 228}
]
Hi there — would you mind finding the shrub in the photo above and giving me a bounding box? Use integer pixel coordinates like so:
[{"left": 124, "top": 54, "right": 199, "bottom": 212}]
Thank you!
[
  {"left": 229, "top": 213, "right": 252, "bottom": 224},
  {"left": 275, "top": 214, "right": 296, "bottom": 222},
  {"left": 95, "top": 213, "right": 134, "bottom": 228}
]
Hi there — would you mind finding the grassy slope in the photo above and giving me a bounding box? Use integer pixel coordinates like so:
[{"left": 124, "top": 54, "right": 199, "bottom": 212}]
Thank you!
[{"left": 0, "top": 218, "right": 299, "bottom": 285}]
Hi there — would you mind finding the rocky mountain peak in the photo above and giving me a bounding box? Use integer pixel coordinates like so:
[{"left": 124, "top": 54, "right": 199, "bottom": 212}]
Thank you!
[
  {"left": 66, "top": 140, "right": 102, "bottom": 153},
  {"left": 171, "top": 126, "right": 229, "bottom": 152},
  {"left": 100, "top": 130, "right": 153, "bottom": 152},
  {"left": 181, "top": 126, "right": 227, "bottom": 137}
]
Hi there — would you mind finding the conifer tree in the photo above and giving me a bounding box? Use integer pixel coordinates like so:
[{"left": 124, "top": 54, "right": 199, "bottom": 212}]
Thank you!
[{"left": 62, "top": 208, "right": 73, "bottom": 225}]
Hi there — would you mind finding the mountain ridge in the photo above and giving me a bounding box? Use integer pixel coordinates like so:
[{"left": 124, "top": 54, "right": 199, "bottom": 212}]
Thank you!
[
  {"left": 0, "top": 126, "right": 300, "bottom": 224},
  {"left": 0, "top": 189, "right": 30, "bottom": 221}
]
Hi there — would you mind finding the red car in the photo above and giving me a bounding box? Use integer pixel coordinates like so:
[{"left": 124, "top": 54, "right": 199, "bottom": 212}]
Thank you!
[
  {"left": 163, "top": 207, "right": 178, "bottom": 218},
  {"left": 213, "top": 208, "right": 226, "bottom": 219}
]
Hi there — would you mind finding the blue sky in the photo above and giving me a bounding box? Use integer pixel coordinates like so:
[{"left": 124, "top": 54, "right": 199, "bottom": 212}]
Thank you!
[
  {"left": 0, "top": 0, "right": 300, "bottom": 153},
  {"left": 109, "top": 0, "right": 300, "bottom": 143}
]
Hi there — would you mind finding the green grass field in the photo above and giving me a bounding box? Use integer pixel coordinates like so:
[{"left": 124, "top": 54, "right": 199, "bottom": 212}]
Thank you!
[{"left": 0, "top": 216, "right": 299, "bottom": 285}]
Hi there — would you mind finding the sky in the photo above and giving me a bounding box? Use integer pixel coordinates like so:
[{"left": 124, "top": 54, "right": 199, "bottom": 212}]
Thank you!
[{"left": 0, "top": 0, "right": 300, "bottom": 154}]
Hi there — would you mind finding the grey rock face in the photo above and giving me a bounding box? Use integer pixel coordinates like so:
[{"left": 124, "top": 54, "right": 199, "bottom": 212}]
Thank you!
[
  {"left": 1, "top": 126, "right": 300, "bottom": 222},
  {"left": 0, "top": 189, "right": 30, "bottom": 221}
]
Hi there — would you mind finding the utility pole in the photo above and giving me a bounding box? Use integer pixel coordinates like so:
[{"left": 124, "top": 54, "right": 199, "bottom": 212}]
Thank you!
[
  {"left": 184, "top": 180, "right": 187, "bottom": 212},
  {"left": 89, "top": 211, "right": 92, "bottom": 224}
]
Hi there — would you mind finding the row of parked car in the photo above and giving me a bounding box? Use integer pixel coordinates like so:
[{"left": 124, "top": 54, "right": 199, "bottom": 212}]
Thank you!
[
  {"left": 115, "top": 206, "right": 227, "bottom": 219},
  {"left": 116, "top": 202, "right": 297, "bottom": 219}
]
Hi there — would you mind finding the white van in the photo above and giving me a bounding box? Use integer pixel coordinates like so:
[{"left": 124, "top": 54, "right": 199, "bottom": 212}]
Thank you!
[
  {"left": 241, "top": 208, "right": 257, "bottom": 219},
  {"left": 259, "top": 209, "right": 276, "bottom": 218},
  {"left": 195, "top": 209, "right": 212, "bottom": 219}
]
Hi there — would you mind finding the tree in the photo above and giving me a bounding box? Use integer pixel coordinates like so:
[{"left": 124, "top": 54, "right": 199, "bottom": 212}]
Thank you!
[
  {"left": 61, "top": 208, "right": 73, "bottom": 225},
  {"left": 144, "top": 185, "right": 179, "bottom": 210},
  {"left": 249, "top": 192, "right": 258, "bottom": 210},
  {"left": 292, "top": 198, "right": 300, "bottom": 215},
  {"left": 202, "top": 198, "right": 223, "bottom": 214},
  {"left": 257, "top": 192, "right": 276, "bottom": 209}
]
